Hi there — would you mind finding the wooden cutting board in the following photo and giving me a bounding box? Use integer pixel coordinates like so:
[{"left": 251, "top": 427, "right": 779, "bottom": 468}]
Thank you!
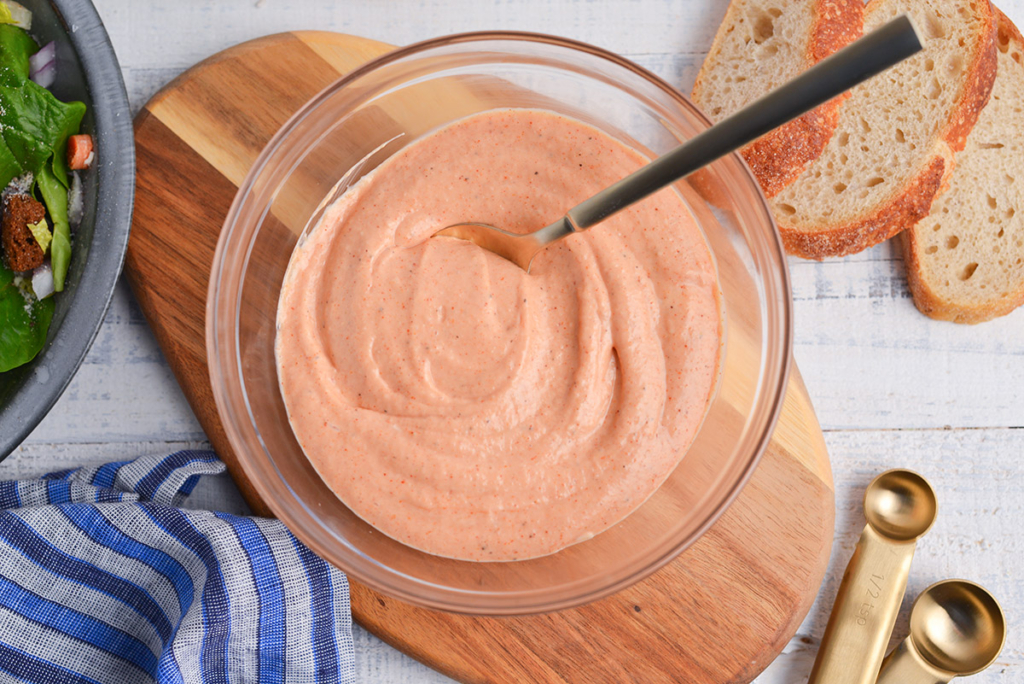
[{"left": 126, "top": 31, "right": 834, "bottom": 684}]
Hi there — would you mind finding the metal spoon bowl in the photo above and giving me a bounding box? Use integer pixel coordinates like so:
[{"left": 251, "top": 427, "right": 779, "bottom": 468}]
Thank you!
[
  {"left": 877, "top": 580, "right": 1006, "bottom": 683},
  {"left": 435, "top": 16, "right": 923, "bottom": 271},
  {"left": 864, "top": 469, "right": 938, "bottom": 542},
  {"left": 912, "top": 580, "right": 1006, "bottom": 675}
]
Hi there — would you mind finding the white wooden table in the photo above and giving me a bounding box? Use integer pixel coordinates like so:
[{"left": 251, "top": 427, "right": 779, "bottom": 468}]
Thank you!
[{"left": 8, "top": 1, "right": 1024, "bottom": 681}]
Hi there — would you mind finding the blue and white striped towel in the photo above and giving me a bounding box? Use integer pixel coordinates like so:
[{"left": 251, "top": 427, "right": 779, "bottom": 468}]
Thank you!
[{"left": 0, "top": 450, "right": 355, "bottom": 684}]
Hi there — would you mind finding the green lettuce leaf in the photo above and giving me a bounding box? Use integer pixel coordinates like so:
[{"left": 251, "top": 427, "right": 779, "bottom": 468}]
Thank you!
[
  {"left": 0, "top": 131, "right": 20, "bottom": 190},
  {"left": 0, "top": 25, "right": 86, "bottom": 186},
  {"left": 36, "top": 165, "right": 69, "bottom": 291},
  {"left": 0, "top": 263, "right": 54, "bottom": 372},
  {"left": 0, "top": 82, "right": 85, "bottom": 184},
  {"left": 0, "top": 23, "right": 34, "bottom": 84},
  {"left": 0, "top": 21, "right": 85, "bottom": 293},
  {"left": 49, "top": 100, "right": 84, "bottom": 188}
]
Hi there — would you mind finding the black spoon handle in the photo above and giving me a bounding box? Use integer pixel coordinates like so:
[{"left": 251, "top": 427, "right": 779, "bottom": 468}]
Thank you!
[{"left": 565, "top": 15, "right": 922, "bottom": 231}]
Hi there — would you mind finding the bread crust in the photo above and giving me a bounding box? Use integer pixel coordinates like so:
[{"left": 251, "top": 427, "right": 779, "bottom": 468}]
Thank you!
[
  {"left": 942, "top": 1, "right": 999, "bottom": 152},
  {"left": 693, "top": 0, "right": 864, "bottom": 198},
  {"left": 902, "top": 8, "right": 1024, "bottom": 323},
  {"left": 900, "top": 229, "right": 1024, "bottom": 323},
  {"left": 776, "top": 0, "right": 999, "bottom": 259},
  {"left": 781, "top": 153, "right": 948, "bottom": 259}
]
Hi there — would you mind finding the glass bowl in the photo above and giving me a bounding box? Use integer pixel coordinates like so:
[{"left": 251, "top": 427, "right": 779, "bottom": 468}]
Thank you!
[{"left": 208, "top": 32, "right": 791, "bottom": 615}]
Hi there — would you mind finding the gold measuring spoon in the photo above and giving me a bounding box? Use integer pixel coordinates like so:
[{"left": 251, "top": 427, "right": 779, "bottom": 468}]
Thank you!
[
  {"left": 807, "top": 469, "right": 938, "bottom": 684},
  {"left": 434, "top": 16, "right": 923, "bottom": 271},
  {"left": 877, "top": 580, "right": 1006, "bottom": 684}
]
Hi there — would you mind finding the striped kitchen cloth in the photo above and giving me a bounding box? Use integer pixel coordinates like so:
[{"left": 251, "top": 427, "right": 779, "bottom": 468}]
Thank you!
[{"left": 0, "top": 450, "right": 355, "bottom": 684}]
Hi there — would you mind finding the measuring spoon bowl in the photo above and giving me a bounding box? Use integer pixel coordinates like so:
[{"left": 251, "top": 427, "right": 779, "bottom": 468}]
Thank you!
[
  {"left": 864, "top": 469, "right": 938, "bottom": 542},
  {"left": 877, "top": 580, "right": 1006, "bottom": 683}
]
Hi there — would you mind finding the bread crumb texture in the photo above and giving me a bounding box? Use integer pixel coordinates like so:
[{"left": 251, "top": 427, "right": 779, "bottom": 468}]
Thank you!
[
  {"left": 693, "top": 0, "right": 862, "bottom": 197},
  {"left": 904, "top": 9, "right": 1024, "bottom": 323},
  {"left": 772, "top": 0, "right": 997, "bottom": 258}
]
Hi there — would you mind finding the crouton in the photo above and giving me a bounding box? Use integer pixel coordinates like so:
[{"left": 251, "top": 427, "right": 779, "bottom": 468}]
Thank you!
[{"left": 2, "top": 194, "right": 47, "bottom": 272}]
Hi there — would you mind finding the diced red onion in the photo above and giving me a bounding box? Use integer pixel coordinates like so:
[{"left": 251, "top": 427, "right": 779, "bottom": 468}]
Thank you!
[
  {"left": 29, "top": 41, "right": 54, "bottom": 71},
  {"left": 68, "top": 171, "right": 83, "bottom": 230},
  {"left": 29, "top": 41, "right": 56, "bottom": 88},
  {"left": 32, "top": 261, "right": 54, "bottom": 300},
  {"left": 31, "top": 62, "right": 55, "bottom": 88}
]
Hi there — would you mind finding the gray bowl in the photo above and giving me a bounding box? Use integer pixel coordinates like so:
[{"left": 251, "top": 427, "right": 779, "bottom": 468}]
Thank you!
[{"left": 0, "top": 0, "right": 134, "bottom": 459}]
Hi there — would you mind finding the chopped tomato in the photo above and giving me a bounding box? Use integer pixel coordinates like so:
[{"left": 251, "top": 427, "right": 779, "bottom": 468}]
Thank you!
[{"left": 67, "top": 134, "right": 94, "bottom": 170}]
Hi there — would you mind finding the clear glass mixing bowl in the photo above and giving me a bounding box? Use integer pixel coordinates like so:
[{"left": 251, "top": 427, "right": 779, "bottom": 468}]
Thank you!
[{"left": 208, "top": 32, "right": 792, "bottom": 615}]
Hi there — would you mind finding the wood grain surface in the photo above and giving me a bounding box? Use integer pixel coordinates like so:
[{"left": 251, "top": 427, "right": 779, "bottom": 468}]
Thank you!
[
  {"left": 11, "top": 2, "right": 1024, "bottom": 682},
  {"left": 123, "top": 31, "right": 834, "bottom": 684}
]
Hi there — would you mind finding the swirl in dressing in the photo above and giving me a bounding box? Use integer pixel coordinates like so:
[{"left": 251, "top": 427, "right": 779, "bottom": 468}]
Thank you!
[{"left": 276, "top": 109, "right": 721, "bottom": 561}]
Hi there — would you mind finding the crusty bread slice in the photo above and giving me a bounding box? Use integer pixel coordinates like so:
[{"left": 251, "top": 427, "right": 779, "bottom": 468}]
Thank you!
[
  {"left": 902, "top": 9, "right": 1024, "bottom": 323},
  {"left": 692, "top": 0, "right": 863, "bottom": 197},
  {"left": 770, "top": 0, "right": 998, "bottom": 259}
]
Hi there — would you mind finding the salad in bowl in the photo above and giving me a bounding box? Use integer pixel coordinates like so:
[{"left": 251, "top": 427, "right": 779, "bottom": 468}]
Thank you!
[{"left": 0, "top": 1, "right": 92, "bottom": 373}]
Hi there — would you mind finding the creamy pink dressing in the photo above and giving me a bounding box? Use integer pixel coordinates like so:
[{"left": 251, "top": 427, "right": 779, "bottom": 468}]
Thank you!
[{"left": 276, "top": 109, "right": 721, "bottom": 561}]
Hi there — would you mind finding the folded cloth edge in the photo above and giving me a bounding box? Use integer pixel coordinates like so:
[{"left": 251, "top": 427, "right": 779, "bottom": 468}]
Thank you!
[{"left": 0, "top": 450, "right": 355, "bottom": 684}]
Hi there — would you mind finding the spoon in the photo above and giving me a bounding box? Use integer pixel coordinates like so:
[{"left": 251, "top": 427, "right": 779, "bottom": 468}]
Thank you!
[
  {"left": 807, "top": 469, "right": 938, "bottom": 684},
  {"left": 435, "top": 15, "right": 923, "bottom": 271},
  {"left": 877, "top": 580, "right": 1006, "bottom": 683}
]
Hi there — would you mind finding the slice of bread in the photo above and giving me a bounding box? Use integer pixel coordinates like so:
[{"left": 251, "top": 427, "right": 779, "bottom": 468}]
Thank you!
[
  {"left": 770, "top": 0, "right": 998, "bottom": 259},
  {"left": 902, "top": 9, "right": 1024, "bottom": 323},
  {"left": 692, "top": 0, "right": 863, "bottom": 197}
]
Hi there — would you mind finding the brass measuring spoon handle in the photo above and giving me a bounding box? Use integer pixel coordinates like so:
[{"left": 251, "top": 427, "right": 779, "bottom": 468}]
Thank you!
[
  {"left": 807, "top": 470, "right": 937, "bottom": 684},
  {"left": 807, "top": 527, "right": 919, "bottom": 684},
  {"left": 877, "top": 639, "right": 953, "bottom": 684}
]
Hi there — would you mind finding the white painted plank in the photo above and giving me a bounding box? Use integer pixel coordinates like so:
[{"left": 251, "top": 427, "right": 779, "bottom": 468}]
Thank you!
[
  {"left": 96, "top": 0, "right": 1024, "bottom": 74},
  {"left": 352, "top": 627, "right": 455, "bottom": 684},
  {"left": 23, "top": 279, "right": 205, "bottom": 445},
  {"left": 98, "top": 0, "right": 731, "bottom": 72},
  {"left": 794, "top": 286, "right": 1024, "bottom": 430},
  {"left": 124, "top": 67, "right": 181, "bottom": 116},
  {"left": 3, "top": 439, "right": 204, "bottom": 478},
  {"left": 2, "top": 440, "right": 246, "bottom": 512}
]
